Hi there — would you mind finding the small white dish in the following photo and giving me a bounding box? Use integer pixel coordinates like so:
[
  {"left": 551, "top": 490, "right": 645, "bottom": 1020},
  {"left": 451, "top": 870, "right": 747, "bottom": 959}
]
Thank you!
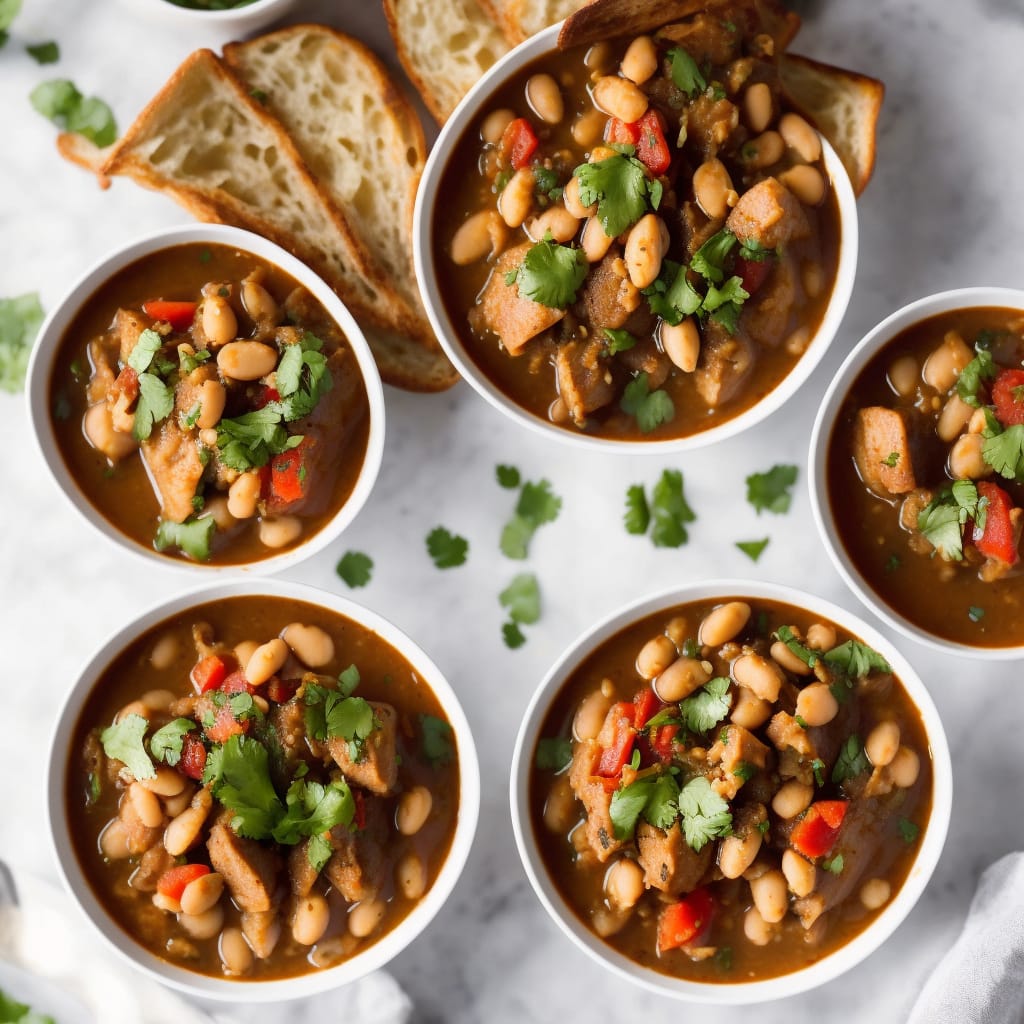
[{"left": 129, "top": 0, "right": 298, "bottom": 37}]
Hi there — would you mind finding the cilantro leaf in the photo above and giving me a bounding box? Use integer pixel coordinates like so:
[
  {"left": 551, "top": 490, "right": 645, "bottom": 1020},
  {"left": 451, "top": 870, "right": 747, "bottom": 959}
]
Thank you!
[
  {"left": 426, "top": 526, "right": 469, "bottom": 568},
  {"left": 983, "top": 424, "right": 1024, "bottom": 481},
  {"left": 499, "top": 572, "right": 540, "bottom": 624},
  {"left": 738, "top": 238, "right": 774, "bottom": 263},
  {"left": 969, "top": 605, "right": 985, "bottom": 622},
  {"left": 126, "top": 328, "right": 163, "bottom": 374},
  {"left": 703, "top": 274, "right": 749, "bottom": 332},
  {"left": 303, "top": 684, "right": 376, "bottom": 755},
  {"left": 624, "top": 483, "right": 650, "bottom": 535},
  {"left": 500, "top": 479, "right": 561, "bottom": 558},
  {"left": 26, "top": 39, "right": 59, "bottom": 64},
  {"left": 307, "top": 833, "right": 333, "bottom": 873},
  {"left": 511, "top": 238, "right": 587, "bottom": 309},
  {"left": 811, "top": 758, "right": 826, "bottom": 787},
  {"left": 30, "top": 78, "right": 117, "bottom": 146},
  {"left": 917, "top": 480, "right": 986, "bottom": 560},
  {"left": 496, "top": 464, "right": 520, "bottom": 489},
  {"left": 691, "top": 229, "right": 738, "bottom": 285},
  {"left": 0, "top": 292, "right": 44, "bottom": 393},
  {"left": 610, "top": 770, "right": 680, "bottom": 841},
  {"left": 535, "top": 737, "right": 573, "bottom": 772},
  {"left": 0, "top": 987, "right": 56, "bottom": 1024},
  {"left": 824, "top": 640, "right": 891, "bottom": 678},
  {"left": 603, "top": 327, "right": 638, "bottom": 354},
  {"left": 100, "top": 714, "right": 156, "bottom": 781},
  {"left": 154, "top": 515, "right": 216, "bottom": 562},
  {"left": 746, "top": 464, "right": 798, "bottom": 515},
  {"left": 337, "top": 664, "right": 361, "bottom": 697},
  {"left": 774, "top": 625, "right": 818, "bottom": 667},
  {"left": 420, "top": 713, "right": 454, "bottom": 766},
  {"left": 272, "top": 777, "right": 355, "bottom": 845},
  {"left": 132, "top": 372, "right": 174, "bottom": 441},
  {"left": 898, "top": 818, "right": 920, "bottom": 844},
  {"left": 574, "top": 154, "right": 659, "bottom": 237},
  {"left": 207, "top": 735, "right": 284, "bottom": 839},
  {"left": 336, "top": 550, "right": 373, "bottom": 588},
  {"left": 736, "top": 538, "right": 769, "bottom": 562},
  {"left": 500, "top": 515, "right": 534, "bottom": 560},
  {"left": 0, "top": 0, "right": 22, "bottom": 32},
  {"left": 216, "top": 408, "right": 302, "bottom": 471},
  {"left": 650, "top": 468, "right": 696, "bottom": 548},
  {"left": 666, "top": 46, "right": 707, "bottom": 97},
  {"left": 502, "top": 621, "right": 527, "bottom": 649},
  {"left": 149, "top": 718, "right": 196, "bottom": 767},
  {"left": 641, "top": 260, "right": 702, "bottom": 325},
  {"left": 679, "top": 676, "right": 732, "bottom": 733},
  {"left": 678, "top": 776, "right": 733, "bottom": 851},
  {"left": 832, "top": 734, "right": 869, "bottom": 784},
  {"left": 620, "top": 372, "right": 675, "bottom": 433},
  {"left": 822, "top": 853, "right": 844, "bottom": 874},
  {"left": 957, "top": 347, "right": 998, "bottom": 407}
]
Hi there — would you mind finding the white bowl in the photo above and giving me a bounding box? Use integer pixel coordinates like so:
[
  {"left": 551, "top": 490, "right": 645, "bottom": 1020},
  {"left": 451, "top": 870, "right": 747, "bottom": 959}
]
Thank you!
[
  {"left": 413, "top": 22, "right": 859, "bottom": 453},
  {"left": 128, "top": 0, "right": 298, "bottom": 36},
  {"left": 47, "top": 578, "right": 481, "bottom": 1002},
  {"left": 26, "top": 222, "right": 385, "bottom": 576},
  {"left": 809, "top": 287, "right": 1024, "bottom": 659},
  {"left": 510, "top": 579, "right": 951, "bottom": 1004}
]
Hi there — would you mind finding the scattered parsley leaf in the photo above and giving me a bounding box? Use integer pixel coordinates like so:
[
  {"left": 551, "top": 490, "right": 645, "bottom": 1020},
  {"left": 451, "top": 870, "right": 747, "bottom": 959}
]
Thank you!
[
  {"left": 832, "top": 734, "right": 869, "bottom": 784},
  {"left": 0, "top": 292, "right": 44, "bottom": 392},
  {"left": 624, "top": 484, "right": 650, "bottom": 535},
  {"left": 149, "top": 718, "right": 195, "bottom": 767},
  {"left": 496, "top": 464, "right": 520, "bottom": 489},
  {"left": 691, "top": 229, "right": 738, "bottom": 285},
  {"left": 679, "top": 677, "right": 732, "bottom": 733},
  {"left": 650, "top": 468, "right": 696, "bottom": 548},
  {"left": 736, "top": 538, "right": 769, "bottom": 562},
  {"left": 535, "top": 737, "right": 573, "bottom": 772},
  {"left": 420, "top": 713, "right": 455, "bottom": 766},
  {"left": 603, "top": 327, "right": 638, "bottom": 354},
  {"left": 824, "top": 640, "right": 891, "bottom": 678},
  {"left": 502, "top": 621, "right": 527, "bottom": 649},
  {"left": 499, "top": 572, "right": 540, "bottom": 625},
  {"left": 620, "top": 372, "right": 675, "bottom": 433},
  {"left": 666, "top": 46, "right": 707, "bottom": 97},
  {"left": 574, "top": 153, "right": 660, "bottom": 237},
  {"left": 26, "top": 39, "right": 58, "bottom": 64},
  {"left": 822, "top": 853, "right": 844, "bottom": 874},
  {"left": 30, "top": 78, "right": 117, "bottom": 146},
  {"left": 100, "top": 714, "right": 156, "bottom": 781},
  {"left": 510, "top": 238, "right": 587, "bottom": 309},
  {"left": 154, "top": 515, "right": 216, "bottom": 562},
  {"left": 501, "top": 478, "right": 562, "bottom": 559},
  {"left": 610, "top": 770, "right": 681, "bottom": 841},
  {"left": 131, "top": 372, "right": 175, "bottom": 441},
  {"left": 336, "top": 550, "right": 373, "bottom": 588},
  {"left": 678, "top": 777, "right": 733, "bottom": 852},
  {"left": 426, "top": 526, "right": 469, "bottom": 568},
  {"left": 957, "top": 347, "right": 997, "bottom": 408},
  {"left": 898, "top": 818, "right": 920, "bottom": 844},
  {"left": 983, "top": 424, "right": 1024, "bottom": 481},
  {"left": 746, "top": 464, "right": 798, "bottom": 515}
]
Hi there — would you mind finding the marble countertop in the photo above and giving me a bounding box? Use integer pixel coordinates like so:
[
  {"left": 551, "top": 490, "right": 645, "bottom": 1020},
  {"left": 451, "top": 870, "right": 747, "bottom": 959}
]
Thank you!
[{"left": 3, "top": 0, "right": 1023, "bottom": 1020}]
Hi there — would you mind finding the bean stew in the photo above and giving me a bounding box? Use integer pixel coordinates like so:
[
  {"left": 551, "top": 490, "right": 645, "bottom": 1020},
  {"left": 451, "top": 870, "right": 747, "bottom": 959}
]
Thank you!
[
  {"left": 434, "top": 8, "right": 841, "bottom": 440},
  {"left": 66, "top": 595, "right": 460, "bottom": 980},
  {"left": 48, "top": 242, "right": 370, "bottom": 564},
  {"left": 827, "top": 307, "right": 1024, "bottom": 647},
  {"left": 529, "top": 597, "right": 931, "bottom": 982}
]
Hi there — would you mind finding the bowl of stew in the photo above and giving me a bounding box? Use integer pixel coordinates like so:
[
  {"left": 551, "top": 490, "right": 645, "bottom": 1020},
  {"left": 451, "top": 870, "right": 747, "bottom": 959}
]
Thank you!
[
  {"left": 48, "top": 578, "right": 480, "bottom": 1000},
  {"left": 811, "top": 288, "right": 1024, "bottom": 656},
  {"left": 27, "top": 223, "right": 384, "bottom": 572},
  {"left": 511, "top": 580, "right": 950, "bottom": 1002},
  {"left": 414, "top": 10, "right": 857, "bottom": 450}
]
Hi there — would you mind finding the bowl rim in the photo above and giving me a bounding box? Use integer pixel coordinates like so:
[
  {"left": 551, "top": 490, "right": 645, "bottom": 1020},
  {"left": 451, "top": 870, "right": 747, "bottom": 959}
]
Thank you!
[
  {"left": 808, "top": 285, "right": 1024, "bottom": 659},
  {"left": 25, "top": 222, "right": 386, "bottom": 577},
  {"left": 509, "top": 578, "right": 952, "bottom": 1004},
  {"left": 46, "top": 577, "right": 481, "bottom": 1002},
  {"left": 133, "top": 0, "right": 294, "bottom": 24},
  {"left": 413, "top": 21, "right": 859, "bottom": 454}
]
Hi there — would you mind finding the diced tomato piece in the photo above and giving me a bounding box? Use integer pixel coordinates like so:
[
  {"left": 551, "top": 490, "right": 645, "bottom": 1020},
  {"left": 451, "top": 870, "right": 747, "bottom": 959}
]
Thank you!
[
  {"left": 791, "top": 800, "right": 849, "bottom": 859},
  {"left": 156, "top": 863, "right": 209, "bottom": 900},
  {"left": 265, "top": 438, "right": 311, "bottom": 512},
  {"left": 633, "top": 688, "right": 660, "bottom": 729},
  {"left": 204, "top": 703, "right": 250, "bottom": 743},
  {"left": 734, "top": 255, "right": 773, "bottom": 296},
  {"left": 595, "top": 702, "right": 636, "bottom": 778},
  {"left": 974, "top": 481, "right": 1021, "bottom": 565},
  {"left": 500, "top": 117, "right": 539, "bottom": 170},
  {"left": 992, "top": 369, "right": 1024, "bottom": 427},
  {"left": 179, "top": 733, "right": 207, "bottom": 781},
  {"left": 142, "top": 300, "right": 197, "bottom": 333},
  {"left": 220, "top": 669, "right": 254, "bottom": 695},
  {"left": 605, "top": 117, "right": 641, "bottom": 147},
  {"left": 635, "top": 109, "right": 671, "bottom": 176},
  {"left": 252, "top": 385, "right": 281, "bottom": 410},
  {"left": 190, "top": 654, "right": 228, "bottom": 694},
  {"left": 658, "top": 888, "right": 715, "bottom": 952},
  {"left": 110, "top": 365, "right": 139, "bottom": 404},
  {"left": 266, "top": 676, "right": 299, "bottom": 704},
  {"left": 651, "top": 723, "right": 679, "bottom": 763}
]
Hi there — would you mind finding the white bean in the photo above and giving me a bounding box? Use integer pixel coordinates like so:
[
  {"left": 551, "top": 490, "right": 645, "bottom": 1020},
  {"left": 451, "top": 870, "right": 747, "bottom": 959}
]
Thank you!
[
  {"left": 620, "top": 36, "right": 658, "bottom": 85},
  {"left": 949, "top": 433, "right": 992, "bottom": 480},
  {"left": 149, "top": 635, "right": 180, "bottom": 671},
  {"left": 699, "top": 602, "right": 751, "bottom": 647},
  {"left": 140, "top": 767, "right": 186, "bottom": 798},
  {"left": 451, "top": 210, "right": 507, "bottom": 265},
  {"left": 178, "top": 905, "right": 224, "bottom": 940},
  {"left": 219, "top": 927, "right": 254, "bottom": 975},
  {"left": 888, "top": 355, "right": 920, "bottom": 397},
  {"left": 564, "top": 176, "right": 596, "bottom": 219},
  {"left": 396, "top": 786, "right": 433, "bottom": 836},
  {"left": 217, "top": 341, "right": 278, "bottom": 382},
  {"left": 202, "top": 295, "right": 237, "bottom": 345},
  {"left": 770, "top": 640, "right": 813, "bottom": 676},
  {"left": 245, "top": 638, "right": 289, "bottom": 686},
  {"left": 660, "top": 318, "right": 701, "bottom": 373},
  {"left": 778, "top": 164, "right": 825, "bottom": 206},
  {"left": 481, "top": 108, "right": 515, "bottom": 144},
  {"left": 498, "top": 167, "right": 535, "bottom": 229},
  {"left": 571, "top": 108, "right": 606, "bottom": 148},
  {"left": 937, "top": 393, "right": 975, "bottom": 443},
  {"left": 581, "top": 215, "right": 615, "bottom": 263},
  {"left": 100, "top": 819, "right": 131, "bottom": 860},
  {"left": 241, "top": 279, "right": 278, "bottom": 323},
  {"left": 655, "top": 656, "right": 711, "bottom": 702},
  {"left": 889, "top": 746, "right": 920, "bottom": 788},
  {"left": 592, "top": 75, "right": 648, "bottom": 123},
  {"left": 624, "top": 214, "right": 667, "bottom": 288},
  {"left": 543, "top": 773, "right": 576, "bottom": 834},
  {"left": 731, "top": 686, "right": 771, "bottom": 730},
  {"left": 865, "top": 721, "right": 901, "bottom": 767},
  {"left": 348, "top": 899, "right": 386, "bottom": 939},
  {"left": 719, "top": 829, "right": 762, "bottom": 879},
  {"left": 743, "top": 905, "right": 774, "bottom": 946},
  {"left": 281, "top": 623, "right": 334, "bottom": 669},
  {"left": 574, "top": 688, "right": 613, "bottom": 741},
  {"left": 396, "top": 852, "right": 427, "bottom": 900},
  {"left": 259, "top": 515, "right": 302, "bottom": 549},
  {"left": 744, "top": 82, "right": 773, "bottom": 133},
  {"left": 732, "top": 653, "right": 783, "bottom": 702},
  {"left": 772, "top": 780, "right": 813, "bottom": 820},
  {"left": 636, "top": 636, "right": 677, "bottom": 680},
  {"left": 795, "top": 682, "right": 839, "bottom": 727},
  {"left": 693, "top": 159, "right": 736, "bottom": 220},
  {"left": 180, "top": 872, "right": 225, "bottom": 916},
  {"left": 750, "top": 868, "right": 788, "bottom": 923},
  {"left": 860, "top": 878, "right": 892, "bottom": 910},
  {"left": 526, "top": 73, "right": 564, "bottom": 124},
  {"left": 195, "top": 379, "right": 226, "bottom": 430},
  {"left": 605, "top": 858, "right": 644, "bottom": 910},
  {"left": 83, "top": 402, "right": 137, "bottom": 461},
  {"left": 527, "top": 206, "right": 580, "bottom": 244},
  {"left": 779, "top": 112, "right": 821, "bottom": 163},
  {"left": 782, "top": 849, "right": 816, "bottom": 897},
  {"left": 140, "top": 689, "right": 176, "bottom": 713},
  {"left": 292, "top": 894, "right": 331, "bottom": 946},
  {"left": 923, "top": 332, "right": 972, "bottom": 392},
  {"left": 805, "top": 623, "right": 837, "bottom": 651},
  {"left": 744, "top": 131, "right": 785, "bottom": 169},
  {"left": 227, "top": 471, "right": 261, "bottom": 520}
]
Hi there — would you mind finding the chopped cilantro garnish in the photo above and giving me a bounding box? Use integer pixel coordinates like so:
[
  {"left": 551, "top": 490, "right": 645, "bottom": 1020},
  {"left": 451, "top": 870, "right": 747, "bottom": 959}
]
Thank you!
[
  {"left": 100, "top": 714, "right": 156, "bottom": 781},
  {"left": 509, "top": 238, "right": 587, "bottom": 309},
  {"left": 149, "top": 718, "right": 195, "bottom": 767},
  {"left": 500, "top": 478, "right": 561, "bottom": 559},
  {"left": 303, "top": 683, "right": 376, "bottom": 759},
  {"left": 177, "top": 344, "right": 212, "bottom": 374},
  {"left": 679, "top": 677, "right": 732, "bottom": 733},
  {"left": 624, "top": 484, "right": 650, "bottom": 535},
  {"left": 30, "top": 78, "right": 117, "bottom": 146},
  {"left": 774, "top": 625, "right": 818, "bottom": 667},
  {"left": 641, "top": 260, "right": 703, "bottom": 326},
  {"left": 691, "top": 229, "right": 738, "bottom": 285},
  {"left": 957, "top": 347, "right": 997, "bottom": 407},
  {"left": 0, "top": 292, "right": 44, "bottom": 392},
  {"left": 795, "top": 714, "right": 809, "bottom": 729},
  {"left": 499, "top": 572, "right": 540, "bottom": 625},
  {"left": 738, "top": 238, "right": 773, "bottom": 262},
  {"left": 917, "top": 480, "right": 987, "bottom": 560},
  {"left": 502, "top": 621, "right": 527, "bottom": 649},
  {"left": 574, "top": 153, "right": 661, "bottom": 237},
  {"left": 610, "top": 770, "right": 680, "bottom": 841},
  {"left": 898, "top": 818, "right": 920, "bottom": 844},
  {"left": 736, "top": 538, "right": 769, "bottom": 562},
  {"left": 496, "top": 464, "right": 520, "bottom": 489},
  {"left": 824, "top": 640, "right": 891, "bottom": 677},
  {"left": 832, "top": 735, "right": 869, "bottom": 784},
  {"left": 811, "top": 758, "right": 825, "bottom": 787},
  {"left": 337, "top": 665, "right": 361, "bottom": 698},
  {"left": 535, "top": 737, "right": 573, "bottom": 772},
  {"left": 272, "top": 332, "right": 332, "bottom": 419},
  {"left": 0, "top": 987, "right": 56, "bottom": 1024},
  {"left": 426, "top": 526, "right": 469, "bottom": 568},
  {"left": 885, "top": 554, "right": 901, "bottom": 573},
  {"left": 651, "top": 468, "right": 696, "bottom": 547},
  {"left": 307, "top": 833, "right": 332, "bottom": 873},
  {"left": 132, "top": 372, "right": 175, "bottom": 441},
  {"left": 26, "top": 39, "right": 59, "bottom": 64},
  {"left": 271, "top": 776, "right": 355, "bottom": 846},
  {"left": 154, "top": 515, "right": 216, "bottom": 562},
  {"left": 336, "top": 550, "right": 373, "bottom": 588},
  {"left": 678, "top": 776, "right": 733, "bottom": 852},
  {"left": 746, "top": 464, "right": 798, "bottom": 515},
  {"left": 420, "top": 713, "right": 455, "bottom": 766},
  {"left": 603, "top": 327, "right": 638, "bottom": 354},
  {"left": 882, "top": 451, "right": 900, "bottom": 467},
  {"left": 732, "top": 761, "right": 757, "bottom": 782},
  {"left": 666, "top": 46, "right": 707, "bottom": 98},
  {"left": 216, "top": 409, "right": 303, "bottom": 471},
  {"left": 983, "top": 424, "right": 1024, "bottom": 481},
  {"left": 620, "top": 372, "right": 675, "bottom": 433},
  {"left": 969, "top": 605, "right": 985, "bottom": 622},
  {"left": 822, "top": 853, "right": 844, "bottom": 874}
]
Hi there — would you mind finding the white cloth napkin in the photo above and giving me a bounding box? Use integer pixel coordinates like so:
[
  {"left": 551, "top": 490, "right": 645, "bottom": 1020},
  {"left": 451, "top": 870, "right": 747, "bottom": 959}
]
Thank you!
[{"left": 908, "top": 852, "right": 1024, "bottom": 1024}]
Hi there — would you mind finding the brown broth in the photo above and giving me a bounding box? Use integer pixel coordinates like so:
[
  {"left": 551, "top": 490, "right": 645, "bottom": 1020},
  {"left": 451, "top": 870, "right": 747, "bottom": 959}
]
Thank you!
[
  {"left": 826, "top": 307, "right": 1024, "bottom": 647},
  {"left": 529, "top": 597, "right": 932, "bottom": 982},
  {"left": 48, "top": 243, "right": 370, "bottom": 565},
  {"left": 66, "top": 596, "right": 460, "bottom": 980}
]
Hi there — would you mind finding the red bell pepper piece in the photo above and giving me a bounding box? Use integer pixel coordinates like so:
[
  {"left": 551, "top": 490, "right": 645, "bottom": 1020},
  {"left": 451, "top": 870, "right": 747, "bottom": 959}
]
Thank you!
[
  {"left": 605, "top": 116, "right": 641, "bottom": 147},
  {"left": 992, "top": 369, "right": 1024, "bottom": 427},
  {"left": 595, "top": 702, "right": 636, "bottom": 777},
  {"left": 156, "top": 863, "right": 210, "bottom": 900},
  {"left": 635, "top": 109, "right": 671, "bottom": 176},
  {"left": 790, "top": 799, "right": 848, "bottom": 859},
  {"left": 179, "top": 733, "right": 207, "bottom": 781},
  {"left": 110, "top": 365, "right": 139, "bottom": 404},
  {"left": 220, "top": 669, "right": 254, "bottom": 695},
  {"left": 190, "top": 654, "right": 228, "bottom": 694},
  {"left": 734, "top": 255, "right": 773, "bottom": 296},
  {"left": 500, "top": 117, "right": 539, "bottom": 170},
  {"left": 204, "top": 703, "right": 250, "bottom": 743},
  {"left": 657, "top": 887, "right": 715, "bottom": 952},
  {"left": 142, "top": 300, "right": 197, "bottom": 332},
  {"left": 266, "top": 676, "right": 299, "bottom": 704},
  {"left": 651, "top": 723, "right": 679, "bottom": 763},
  {"left": 974, "top": 481, "right": 1021, "bottom": 565},
  {"left": 633, "top": 688, "right": 659, "bottom": 729},
  {"left": 265, "top": 438, "right": 311, "bottom": 512}
]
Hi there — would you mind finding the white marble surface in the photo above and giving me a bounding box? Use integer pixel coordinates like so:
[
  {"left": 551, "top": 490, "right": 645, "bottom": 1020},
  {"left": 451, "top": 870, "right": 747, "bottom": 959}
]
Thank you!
[{"left": 3, "top": 0, "right": 1024, "bottom": 1020}]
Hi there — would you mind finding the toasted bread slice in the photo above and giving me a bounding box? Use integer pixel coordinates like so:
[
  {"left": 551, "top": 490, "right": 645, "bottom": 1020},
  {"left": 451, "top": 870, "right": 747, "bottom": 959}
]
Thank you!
[
  {"left": 383, "top": 0, "right": 510, "bottom": 124},
  {"left": 498, "top": 0, "right": 592, "bottom": 44},
  {"left": 558, "top": 0, "right": 798, "bottom": 51},
  {"left": 779, "top": 52, "right": 884, "bottom": 196},
  {"left": 56, "top": 132, "right": 113, "bottom": 188}
]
